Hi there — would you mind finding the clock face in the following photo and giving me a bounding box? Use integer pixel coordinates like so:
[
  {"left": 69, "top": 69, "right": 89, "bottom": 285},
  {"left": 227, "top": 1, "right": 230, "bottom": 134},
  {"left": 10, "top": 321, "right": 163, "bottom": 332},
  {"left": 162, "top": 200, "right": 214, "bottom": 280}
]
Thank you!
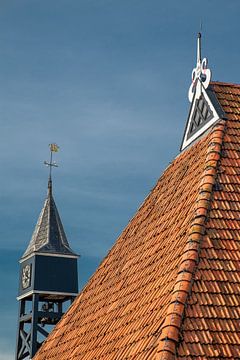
[{"left": 22, "top": 264, "right": 31, "bottom": 289}]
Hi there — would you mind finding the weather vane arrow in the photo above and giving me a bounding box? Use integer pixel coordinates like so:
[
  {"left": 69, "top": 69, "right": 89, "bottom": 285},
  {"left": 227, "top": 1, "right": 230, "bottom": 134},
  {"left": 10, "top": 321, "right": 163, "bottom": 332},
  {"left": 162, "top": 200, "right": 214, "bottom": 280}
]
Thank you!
[{"left": 44, "top": 144, "right": 60, "bottom": 187}]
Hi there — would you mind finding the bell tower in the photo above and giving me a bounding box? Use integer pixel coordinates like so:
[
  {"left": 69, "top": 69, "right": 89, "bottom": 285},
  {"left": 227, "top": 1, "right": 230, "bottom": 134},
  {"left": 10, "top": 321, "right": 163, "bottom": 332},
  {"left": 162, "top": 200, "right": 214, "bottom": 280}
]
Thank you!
[{"left": 16, "top": 144, "right": 79, "bottom": 359}]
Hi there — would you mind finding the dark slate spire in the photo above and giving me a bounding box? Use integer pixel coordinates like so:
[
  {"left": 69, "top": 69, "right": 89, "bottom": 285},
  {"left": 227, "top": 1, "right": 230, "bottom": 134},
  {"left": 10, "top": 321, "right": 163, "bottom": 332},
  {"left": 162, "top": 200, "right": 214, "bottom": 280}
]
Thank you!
[
  {"left": 22, "top": 148, "right": 77, "bottom": 259},
  {"left": 22, "top": 178, "right": 77, "bottom": 258}
]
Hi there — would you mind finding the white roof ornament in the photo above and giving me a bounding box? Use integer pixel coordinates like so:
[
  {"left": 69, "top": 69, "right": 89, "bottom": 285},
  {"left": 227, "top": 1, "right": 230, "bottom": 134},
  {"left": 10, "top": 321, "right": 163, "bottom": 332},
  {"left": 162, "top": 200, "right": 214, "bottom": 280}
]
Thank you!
[
  {"left": 181, "top": 33, "right": 224, "bottom": 151},
  {"left": 188, "top": 33, "right": 211, "bottom": 102}
]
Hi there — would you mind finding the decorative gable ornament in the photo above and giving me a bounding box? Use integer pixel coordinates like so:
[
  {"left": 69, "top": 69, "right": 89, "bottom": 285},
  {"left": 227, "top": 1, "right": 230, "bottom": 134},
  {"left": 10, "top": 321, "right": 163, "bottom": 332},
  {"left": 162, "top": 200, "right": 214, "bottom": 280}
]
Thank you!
[
  {"left": 188, "top": 33, "right": 211, "bottom": 103},
  {"left": 181, "top": 33, "right": 222, "bottom": 151}
]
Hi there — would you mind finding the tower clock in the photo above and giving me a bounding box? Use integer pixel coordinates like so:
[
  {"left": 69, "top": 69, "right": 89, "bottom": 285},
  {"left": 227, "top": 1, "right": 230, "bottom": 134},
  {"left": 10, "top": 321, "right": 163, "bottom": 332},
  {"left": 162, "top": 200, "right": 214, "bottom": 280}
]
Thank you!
[{"left": 21, "top": 264, "right": 31, "bottom": 289}]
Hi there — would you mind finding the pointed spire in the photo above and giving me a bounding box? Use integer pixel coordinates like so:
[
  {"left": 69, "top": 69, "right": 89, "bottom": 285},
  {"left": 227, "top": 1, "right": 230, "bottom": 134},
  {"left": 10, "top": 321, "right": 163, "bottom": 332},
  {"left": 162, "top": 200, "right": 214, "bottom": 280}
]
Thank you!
[
  {"left": 22, "top": 145, "right": 77, "bottom": 259},
  {"left": 188, "top": 32, "right": 211, "bottom": 102},
  {"left": 48, "top": 176, "right": 53, "bottom": 197}
]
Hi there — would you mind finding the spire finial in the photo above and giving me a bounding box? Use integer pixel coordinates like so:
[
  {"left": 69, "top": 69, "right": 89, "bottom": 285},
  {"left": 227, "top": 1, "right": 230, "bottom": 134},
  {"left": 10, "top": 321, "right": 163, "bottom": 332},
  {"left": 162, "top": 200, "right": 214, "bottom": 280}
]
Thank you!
[
  {"left": 197, "top": 32, "right": 202, "bottom": 66},
  {"left": 44, "top": 143, "right": 59, "bottom": 195},
  {"left": 188, "top": 32, "right": 211, "bottom": 102}
]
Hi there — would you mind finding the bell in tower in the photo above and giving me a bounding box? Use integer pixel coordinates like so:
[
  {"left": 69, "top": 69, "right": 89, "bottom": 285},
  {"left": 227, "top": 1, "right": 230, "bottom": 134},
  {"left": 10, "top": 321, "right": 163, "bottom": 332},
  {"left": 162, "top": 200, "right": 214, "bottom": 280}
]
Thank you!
[{"left": 16, "top": 144, "right": 79, "bottom": 359}]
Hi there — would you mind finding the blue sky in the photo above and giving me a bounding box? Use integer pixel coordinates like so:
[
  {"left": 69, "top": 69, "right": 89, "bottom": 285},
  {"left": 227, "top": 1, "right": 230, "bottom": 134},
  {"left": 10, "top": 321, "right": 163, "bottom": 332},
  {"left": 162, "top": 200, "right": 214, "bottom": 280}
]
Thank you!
[{"left": 1, "top": 1, "right": 240, "bottom": 358}]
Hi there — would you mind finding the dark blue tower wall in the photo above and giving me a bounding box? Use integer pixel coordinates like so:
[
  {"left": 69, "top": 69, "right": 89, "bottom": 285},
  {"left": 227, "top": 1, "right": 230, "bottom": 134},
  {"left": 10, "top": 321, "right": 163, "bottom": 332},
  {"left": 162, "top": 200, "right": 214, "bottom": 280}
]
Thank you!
[
  {"left": 18, "top": 254, "right": 78, "bottom": 297},
  {"left": 34, "top": 255, "right": 78, "bottom": 293}
]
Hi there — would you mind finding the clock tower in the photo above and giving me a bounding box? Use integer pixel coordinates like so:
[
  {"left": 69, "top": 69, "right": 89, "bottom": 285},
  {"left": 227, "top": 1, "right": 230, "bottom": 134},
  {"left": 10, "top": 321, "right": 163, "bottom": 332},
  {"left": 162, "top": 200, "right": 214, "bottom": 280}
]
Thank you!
[{"left": 16, "top": 145, "right": 79, "bottom": 359}]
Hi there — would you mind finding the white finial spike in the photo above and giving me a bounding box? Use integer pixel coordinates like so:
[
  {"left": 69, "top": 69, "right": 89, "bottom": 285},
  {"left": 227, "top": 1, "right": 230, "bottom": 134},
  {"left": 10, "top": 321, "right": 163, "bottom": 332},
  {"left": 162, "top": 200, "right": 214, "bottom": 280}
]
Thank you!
[
  {"left": 188, "top": 32, "right": 211, "bottom": 102},
  {"left": 197, "top": 32, "right": 201, "bottom": 65}
]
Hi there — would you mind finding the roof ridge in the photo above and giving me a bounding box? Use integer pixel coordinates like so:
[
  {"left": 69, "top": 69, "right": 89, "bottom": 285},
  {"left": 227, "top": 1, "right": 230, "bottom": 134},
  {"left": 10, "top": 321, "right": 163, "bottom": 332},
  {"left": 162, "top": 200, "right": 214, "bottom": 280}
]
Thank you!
[
  {"left": 155, "top": 120, "right": 226, "bottom": 360},
  {"left": 211, "top": 81, "right": 240, "bottom": 88}
]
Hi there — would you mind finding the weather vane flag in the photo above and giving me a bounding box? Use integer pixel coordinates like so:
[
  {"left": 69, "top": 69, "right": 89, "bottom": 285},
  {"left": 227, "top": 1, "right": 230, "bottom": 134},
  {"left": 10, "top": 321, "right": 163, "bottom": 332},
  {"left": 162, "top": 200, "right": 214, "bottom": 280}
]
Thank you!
[{"left": 50, "top": 143, "right": 59, "bottom": 152}]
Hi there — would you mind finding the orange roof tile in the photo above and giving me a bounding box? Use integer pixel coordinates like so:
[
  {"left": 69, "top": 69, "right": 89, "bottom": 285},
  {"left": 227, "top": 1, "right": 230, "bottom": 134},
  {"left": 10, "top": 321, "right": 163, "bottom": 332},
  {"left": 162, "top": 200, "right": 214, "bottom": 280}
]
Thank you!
[
  {"left": 174, "top": 82, "right": 240, "bottom": 360},
  {"left": 34, "top": 82, "right": 240, "bottom": 359}
]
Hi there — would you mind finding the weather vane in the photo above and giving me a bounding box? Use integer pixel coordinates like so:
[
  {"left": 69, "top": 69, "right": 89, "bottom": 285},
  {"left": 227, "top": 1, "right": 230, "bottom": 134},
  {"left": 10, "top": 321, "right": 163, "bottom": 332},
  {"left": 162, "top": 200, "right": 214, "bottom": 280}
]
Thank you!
[
  {"left": 188, "top": 32, "right": 211, "bottom": 102},
  {"left": 44, "top": 143, "right": 59, "bottom": 180}
]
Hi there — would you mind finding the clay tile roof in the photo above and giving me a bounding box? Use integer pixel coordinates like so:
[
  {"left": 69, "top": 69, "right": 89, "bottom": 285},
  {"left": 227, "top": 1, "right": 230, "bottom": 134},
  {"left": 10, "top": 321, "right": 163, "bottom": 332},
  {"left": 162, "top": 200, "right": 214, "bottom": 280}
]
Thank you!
[{"left": 34, "top": 82, "right": 240, "bottom": 359}]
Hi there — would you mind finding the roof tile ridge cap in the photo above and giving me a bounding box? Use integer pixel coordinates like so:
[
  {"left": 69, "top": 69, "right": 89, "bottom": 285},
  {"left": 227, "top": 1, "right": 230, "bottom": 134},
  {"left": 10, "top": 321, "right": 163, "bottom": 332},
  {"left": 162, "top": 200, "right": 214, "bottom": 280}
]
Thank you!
[
  {"left": 210, "top": 80, "right": 240, "bottom": 87},
  {"left": 155, "top": 119, "right": 226, "bottom": 360}
]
